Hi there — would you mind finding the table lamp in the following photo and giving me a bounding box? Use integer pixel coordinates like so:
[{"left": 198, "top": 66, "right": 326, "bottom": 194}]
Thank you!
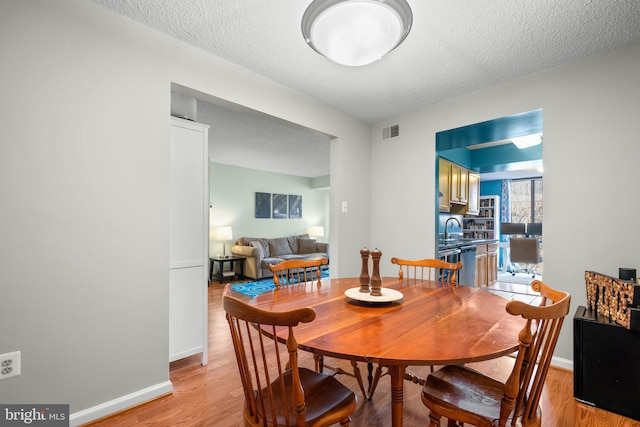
[
  {"left": 311, "top": 226, "right": 324, "bottom": 241},
  {"left": 217, "top": 226, "right": 233, "bottom": 258}
]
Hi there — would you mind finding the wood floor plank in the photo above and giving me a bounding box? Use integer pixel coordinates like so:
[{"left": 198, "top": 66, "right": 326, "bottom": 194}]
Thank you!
[{"left": 83, "top": 280, "right": 640, "bottom": 427}]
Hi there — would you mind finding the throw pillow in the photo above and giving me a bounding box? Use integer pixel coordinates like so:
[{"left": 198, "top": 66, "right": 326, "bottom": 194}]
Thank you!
[
  {"left": 268, "top": 237, "right": 291, "bottom": 256},
  {"left": 250, "top": 240, "right": 268, "bottom": 258},
  {"left": 288, "top": 234, "right": 310, "bottom": 253},
  {"left": 297, "top": 238, "right": 317, "bottom": 254}
]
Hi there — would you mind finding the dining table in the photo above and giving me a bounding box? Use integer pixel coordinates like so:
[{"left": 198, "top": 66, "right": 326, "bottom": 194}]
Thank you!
[{"left": 247, "top": 276, "right": 526, "bottom": 427}]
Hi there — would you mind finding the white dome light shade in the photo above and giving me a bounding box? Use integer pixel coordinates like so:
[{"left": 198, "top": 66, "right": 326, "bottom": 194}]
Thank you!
[{"left": 302, "top": 0, "right": 412, "bottom": 67}]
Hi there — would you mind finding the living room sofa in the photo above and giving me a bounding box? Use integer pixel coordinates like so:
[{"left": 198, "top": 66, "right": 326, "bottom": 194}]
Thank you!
[{"left": 230, "top": 234, "right": 329, "bottom": 280}]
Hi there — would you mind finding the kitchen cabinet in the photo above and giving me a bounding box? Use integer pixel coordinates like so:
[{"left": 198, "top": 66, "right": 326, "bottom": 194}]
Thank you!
[
  {"left": 169, "top": 117, "right": 209, "bottom": 364},
  {"left": 475, "top": 243, "right": 487, "bottom": 287},
  {"left": 438, "top": 158, "right": 451, "bottom": 212},
  {"left": 487, "top": 242, "right": 498, "bottom": 286},
  {"left": 474, "top": 242, "right": 498, "bottom": 287},
  {"left": 439, "top": 158, "right": 478, "bottom": 214},
  {"left": 467, "top": 172, "right": 480, "bottom": 215},
  {"left": 450, "top": 163, "right": 468, "bottom": 205}
]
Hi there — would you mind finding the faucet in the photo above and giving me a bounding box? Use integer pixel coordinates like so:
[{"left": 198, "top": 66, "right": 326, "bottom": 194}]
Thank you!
[{"left": 444, "top": 217, "right": 461, "bottom": 241}]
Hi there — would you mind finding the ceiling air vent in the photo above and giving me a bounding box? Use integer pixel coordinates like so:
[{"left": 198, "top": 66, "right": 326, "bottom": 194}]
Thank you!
[{"left": 381, "top": 124, "right": 400, "bottom": 141}]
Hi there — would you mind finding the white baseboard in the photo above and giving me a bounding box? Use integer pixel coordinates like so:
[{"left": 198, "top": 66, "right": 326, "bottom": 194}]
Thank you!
[
  {"left": 69, "top": 380, "right": 173, "bottom": 426},
  {"left": 552, "top": 355, "right": 573, "bottom": 371}
]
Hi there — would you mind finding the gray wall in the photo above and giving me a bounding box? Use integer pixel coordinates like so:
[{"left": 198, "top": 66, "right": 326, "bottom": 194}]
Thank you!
[
  {"left": 0, "top": 0, "right": 370, "bottom": 423},
  {"left": 371, "top": 41, "right": 640, "bottom": 367}
]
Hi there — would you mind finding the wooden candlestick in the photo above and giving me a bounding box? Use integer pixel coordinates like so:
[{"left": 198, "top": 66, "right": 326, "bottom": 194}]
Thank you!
[
  {"left": 359, "top": 247, "right": 371, "bottom": 292},
  {"left": 370, "top": 248, "right": 382, "bottom": 296}
]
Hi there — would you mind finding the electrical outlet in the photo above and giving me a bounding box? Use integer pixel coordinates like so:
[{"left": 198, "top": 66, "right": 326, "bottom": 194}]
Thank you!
[{"left": 0, "top": 351, "right": 21, "bottom": 380}]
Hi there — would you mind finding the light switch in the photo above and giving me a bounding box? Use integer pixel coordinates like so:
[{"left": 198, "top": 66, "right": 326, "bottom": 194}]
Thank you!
[{"left": 341, "top": 201, "right": 348, "bottom": 213}]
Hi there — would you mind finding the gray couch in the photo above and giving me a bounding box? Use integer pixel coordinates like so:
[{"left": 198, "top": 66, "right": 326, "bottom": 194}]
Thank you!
[{"left": 231, "top": 234, "right": 329, "bottom": 280}]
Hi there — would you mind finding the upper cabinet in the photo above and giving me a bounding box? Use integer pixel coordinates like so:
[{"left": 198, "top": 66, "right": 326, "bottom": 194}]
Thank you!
[
  {"left": 439, "top": 158, "right": 452, "bottom": 212},
  {"left": 439, "top": 158, "right": 480, "bottom": 215},
  {"left": 467, "top": 172, "right": 480, "bottom": 215},
  {"left": 450, "top": 163, "right": 467, "bottom": 205}
]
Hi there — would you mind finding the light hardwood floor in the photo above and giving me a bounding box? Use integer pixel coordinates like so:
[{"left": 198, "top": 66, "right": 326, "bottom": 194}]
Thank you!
[{"left": 85, "top": 280, "right": 640, "bottom": 427}]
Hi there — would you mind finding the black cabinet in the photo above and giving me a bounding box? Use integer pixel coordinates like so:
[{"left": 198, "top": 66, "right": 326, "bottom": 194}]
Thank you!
[{"left": 574, "top": 306, "right": 640, "bottom": 421}]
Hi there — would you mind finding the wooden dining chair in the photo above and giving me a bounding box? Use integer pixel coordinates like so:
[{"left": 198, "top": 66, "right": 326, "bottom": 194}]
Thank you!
[
  {"left": 365, "top": 258, "right": 464, "bottom": 400},
  {"left": 390, "top": 257, "right": 462, "bottom": 285},
  {"left": 269, "top": 258, "right": 328, "bottom": 287},
  {"left": 269, "top": 257, "right": 370, "bottom": 401},
  {"left": 421, "top": 279, "right": 571, "bottom": 427},
  {"left": 223, "top": 285, "right": 357, "bottom": 427}
]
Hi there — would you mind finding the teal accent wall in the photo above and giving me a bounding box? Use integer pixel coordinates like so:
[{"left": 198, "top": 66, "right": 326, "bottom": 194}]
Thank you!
[
  {"left": 471, "top": 144, "right": 542, "bottom": 173},
  {"left": 436, "top": 109, "right": 542, "bottom": 151},
  {"left": 439, "top": 147, "right": 470, "bottom": 168},
  {"left": 480, "top": 180, "right": 502, "bottom": 196},
  {"left": 436, "top": 109, "right": 543, "bottom": 174}
]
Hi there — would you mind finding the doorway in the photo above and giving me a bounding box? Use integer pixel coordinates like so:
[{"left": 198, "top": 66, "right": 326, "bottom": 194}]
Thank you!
[{"left": 435, "top": 109, "right": 543, "bottom": 282}]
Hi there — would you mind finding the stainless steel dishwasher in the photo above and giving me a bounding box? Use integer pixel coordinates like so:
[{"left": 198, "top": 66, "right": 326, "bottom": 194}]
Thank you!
[{"left": 458, "top": 245, "right": 476, "bottom": 286}]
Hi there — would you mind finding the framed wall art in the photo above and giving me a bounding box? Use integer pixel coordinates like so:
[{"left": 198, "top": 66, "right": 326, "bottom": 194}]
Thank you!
[
  {"left": 255, "top": 192, "right": 271, "bottom": 218},
  {"left": 272, "top": 194, "right": 288, "bottom": 219},
  {"left": 288, "top": 195, "right": 302, "bottom": 218}
]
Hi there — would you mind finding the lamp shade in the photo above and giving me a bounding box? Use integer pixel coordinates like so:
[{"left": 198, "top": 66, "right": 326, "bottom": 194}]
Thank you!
[
  {"left": 217, "top": 226, "right": 232, "bottom": 241},
  {"left": 302, "top": 0, "right": 412, "bottom": 67},
  {"left": 311, "top": 226, "right": 325, "bottom": 237}
]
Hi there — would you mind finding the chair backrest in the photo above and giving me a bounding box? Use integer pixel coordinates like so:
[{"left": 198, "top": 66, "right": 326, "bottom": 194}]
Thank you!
[
  {"left": 500, "top": 280, "right": 571, "bottom": 426},
  {"left": 390, "top": 257, "right": 462, "bottom": 284},
  {"left": 223, "top": 286, "right": 317, "bottom": 426},
  {"left": 526, "top": 222, "right": 542, "bottom": 236},
  {"left": 501, "top": 222, "right": 526, "bottom": 235},
  {"left": 269, "top": 258, "right": 328, "bottom": 287},
  {"left": 509, "top": 237, "right": 541, "bottom": 264}
]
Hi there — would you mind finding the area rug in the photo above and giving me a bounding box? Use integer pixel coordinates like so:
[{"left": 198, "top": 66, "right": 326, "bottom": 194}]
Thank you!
[{"left": 231, "top": 269, "right": 329, "bottom": 298}]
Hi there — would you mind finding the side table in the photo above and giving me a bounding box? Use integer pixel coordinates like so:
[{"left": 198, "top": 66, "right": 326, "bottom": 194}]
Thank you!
[{"left": 210, "top": 256, "right": 245, "bottom": 283}]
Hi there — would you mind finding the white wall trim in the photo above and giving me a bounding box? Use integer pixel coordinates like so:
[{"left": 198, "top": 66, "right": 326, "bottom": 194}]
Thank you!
[
  {"left": 552, "top": 356, "right": 573, "bottom": 372},
  {"left": 69, "top": 381, "right": 173, "bottom": 426}
]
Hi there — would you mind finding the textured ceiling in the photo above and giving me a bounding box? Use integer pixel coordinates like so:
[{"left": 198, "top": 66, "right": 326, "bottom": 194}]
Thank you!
[
  {"left": 196, "top": 100, "right": 331, "bottom": 179},
  {"left": 91, "top": 0, "right": 640, "bottom": 178},
  {"left": 91, "top": 0, "right": 640, "bottom": 123}
]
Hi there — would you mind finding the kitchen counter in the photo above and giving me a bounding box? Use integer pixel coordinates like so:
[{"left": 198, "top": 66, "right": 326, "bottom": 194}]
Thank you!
[
  {"left": 438, "top": 238, "right": 499, "bottom": 287},
  {"left": 438, "top": 238, "right": 498, "bottom": 251}
]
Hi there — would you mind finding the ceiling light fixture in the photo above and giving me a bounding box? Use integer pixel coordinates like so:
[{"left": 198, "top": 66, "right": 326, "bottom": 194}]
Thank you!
[
  {"left": 302, "top": 0, "right": 413, "bottom": 67},
  {"left": 511, "top": 134, "right": 542, "bottom": 149}
]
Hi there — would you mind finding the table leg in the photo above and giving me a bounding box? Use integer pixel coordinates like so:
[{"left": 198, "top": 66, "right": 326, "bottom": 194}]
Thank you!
[
  {"left": 218, "top": 259, "right": 224, "bottom": 282},
  {"left": 388, "top": 364, "right": 406, "bottom": 427}
]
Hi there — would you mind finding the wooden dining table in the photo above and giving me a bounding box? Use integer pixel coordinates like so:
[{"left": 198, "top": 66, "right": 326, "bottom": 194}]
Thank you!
[{"left": 247, "top": 276, "right": 526, "bottom": 427}]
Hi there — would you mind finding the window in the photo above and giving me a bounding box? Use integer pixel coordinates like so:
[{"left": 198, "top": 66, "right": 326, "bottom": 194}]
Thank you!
[
  {"left": 509, "top": 177, "right": 543, "bottom": 274},
  {"left": 510, "top": 178, "right": 543, "bottom": 224}
]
